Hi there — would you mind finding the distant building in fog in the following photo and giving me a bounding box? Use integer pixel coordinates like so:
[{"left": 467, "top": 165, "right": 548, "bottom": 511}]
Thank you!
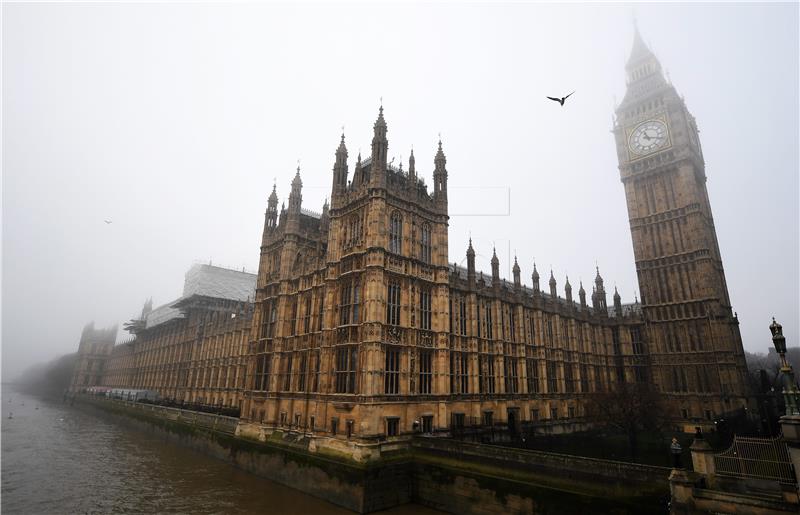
[{"left": 70, "top": 322, "right": 116, "bottom": 390}]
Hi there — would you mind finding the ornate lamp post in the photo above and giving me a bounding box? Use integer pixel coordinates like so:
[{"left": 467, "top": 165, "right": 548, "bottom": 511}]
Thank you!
[{"left": 769, "top": 318, "right": 800, "bottom": 416}]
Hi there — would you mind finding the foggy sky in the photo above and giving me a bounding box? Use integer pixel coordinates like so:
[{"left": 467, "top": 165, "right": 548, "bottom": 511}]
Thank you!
[{"left": 3, "top": 2, "right": 798, "bottom": 381}]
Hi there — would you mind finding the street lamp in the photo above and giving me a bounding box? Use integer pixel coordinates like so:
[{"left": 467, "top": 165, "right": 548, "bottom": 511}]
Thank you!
[{"left": 769, "top": 318, "right": 800, "bottom": 416}]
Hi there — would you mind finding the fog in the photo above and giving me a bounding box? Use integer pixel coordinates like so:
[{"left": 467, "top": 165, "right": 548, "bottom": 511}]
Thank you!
[{"left": 3, "top": 2, "right": 798, "bottom": 381}]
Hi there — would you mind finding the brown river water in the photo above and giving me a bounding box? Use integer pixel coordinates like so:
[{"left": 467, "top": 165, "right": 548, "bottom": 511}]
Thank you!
[{"left": 1, "top": 388, "right": 441, "bottom": 514}]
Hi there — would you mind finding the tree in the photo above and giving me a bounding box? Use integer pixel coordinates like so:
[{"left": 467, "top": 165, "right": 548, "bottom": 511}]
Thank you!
[{"left": 584, "top": 381, "right": 668, "bottom": 459}]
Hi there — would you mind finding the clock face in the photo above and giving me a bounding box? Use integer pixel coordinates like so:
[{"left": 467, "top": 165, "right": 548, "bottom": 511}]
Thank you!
[{"left": 628, "top": 120, "right": 669, "bottom": 157}]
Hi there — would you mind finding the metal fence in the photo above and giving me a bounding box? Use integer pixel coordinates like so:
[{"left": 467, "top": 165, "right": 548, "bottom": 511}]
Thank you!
[{"left": 714, "top": 435, "right": 796, "bottom": 485}]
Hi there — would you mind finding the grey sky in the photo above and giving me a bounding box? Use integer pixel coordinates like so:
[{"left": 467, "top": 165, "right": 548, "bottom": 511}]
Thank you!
[{"left": 3, "top": 2, "right": 798, "bottom": 380}]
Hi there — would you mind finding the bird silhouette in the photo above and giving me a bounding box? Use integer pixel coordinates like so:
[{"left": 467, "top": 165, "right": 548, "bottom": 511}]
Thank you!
[
  {"left": 547, "top": 91, "right": 575, "bottom": 106},
  {"left": 104, "top": 220, "right": 112, "bottom": 224}
]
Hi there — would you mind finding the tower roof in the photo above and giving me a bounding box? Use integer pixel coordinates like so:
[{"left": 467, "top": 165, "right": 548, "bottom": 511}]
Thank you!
[
  {"left": 435, "top": 138, "right": 445, "bottom": 158},
  {"left": 626, "top": 21, "right": 658, "bottom": 69},
  {"left": 268, "top": 183, "right": 278, "bottom": 203},
  {"left": 374, "top": 105, "right": 387, "bottom": 131}
]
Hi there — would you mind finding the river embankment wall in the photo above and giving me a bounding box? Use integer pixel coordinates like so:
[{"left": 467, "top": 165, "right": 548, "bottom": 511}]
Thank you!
[{"left": 74, "top": 395, "right": 670, "bottom": 514}]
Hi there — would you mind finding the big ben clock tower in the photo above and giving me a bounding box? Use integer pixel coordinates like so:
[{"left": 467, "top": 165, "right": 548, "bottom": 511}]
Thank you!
[{"left": 613, "top": 26, "right": 750, "bottom": 423}]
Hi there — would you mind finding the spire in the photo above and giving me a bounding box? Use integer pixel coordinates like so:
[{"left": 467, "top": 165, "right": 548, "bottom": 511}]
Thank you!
[
  {"left": 370, "top": 105, "right": 388, "bottom": 185},
  {"left": 320, "top": 197, "right": 330, "bottom": 233},
  {"left": 433, "top": 137, "right": 448, "bottom": 207},
  {"left": 337, "top": 132, "right": 347, "bottom": 159},
  {"left": 513, "top": 256, "right": 521, "bottom": 290},
  {"left": 353, "top": 151, "right": 364, "bottom": 186},
  {"left": 466, "top": 238, "right": 476, "bottom": 288},
  {"left": 565, "top": 275, "right": 573, "bottom": 305},
  {"left": 549, "top": 269, "right": 557, "bottom": 298},
  {"left": 579, "top": 280, "right": 587, "bottom": 309},
  {"left": 264, "top": 183, "right": 279, "bottom": 232},
  {"left": 531, "top": 262, "right": 540, "bottom": 294},
  {"left": 332, "top": 132, "right": 349, "bottom": 197},
  {"left": 627, "top": 22, "right": 652, "bottom": 66},
  {"left": 408, "top": 148, "right": 416, "bottom": 183},
  {"left": 613, "top": 286, "right": 622, "bottom": 317},
  {"left": 268, "top": 182, "right": 278, "bottom": 207},
  {"left": 624, "top": 22, "right": 664, "bottom": 90},
  {"left": 592, "top": 267, "right": 608, "bottom": 316},
  {"left": 288, "top": 165, "right": 303, "bottom": 214},
  {"left": 491, "top": 247, "right": 500, "bottom": 287}
]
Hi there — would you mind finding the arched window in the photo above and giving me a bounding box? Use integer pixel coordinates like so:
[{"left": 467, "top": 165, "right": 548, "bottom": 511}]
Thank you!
[
  {"left": 389, "top": 211, "right": 402, "bottom": 254},
  {"left": 420, "top": 223, "right": 431, "bottom": 263}
]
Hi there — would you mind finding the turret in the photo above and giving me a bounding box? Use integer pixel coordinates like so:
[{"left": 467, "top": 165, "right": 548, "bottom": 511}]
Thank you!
[
  {"left": 549, "top": 270, "right": 557, "bottom": 298},
  {"left": 614, "top": 286, "right": 622, "bottom": 317},
  {"left": 370, "top": 106, "right": 388, "bottom": 188},
  {"left": 433, "top": 138, "right": 448, "bottom": 209},
  {"left": 491, "top": 247, "right": 500, "bottom": 288},
  {"left": 512, "top": 256, "right": 521, "bottom": 291},
  {"left": 466, "top": 238, "right": 476, "bottom": 288},
  {"left": 532, "top": 262, "right": 540, "bottom": 294}
]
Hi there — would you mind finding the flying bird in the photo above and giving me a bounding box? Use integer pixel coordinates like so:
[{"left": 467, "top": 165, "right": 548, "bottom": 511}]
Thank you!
[
  {"left": 547, "top": 91, "right": 575, "bottom": 106},
  {"left": 104, "top": 220, "right": 112, "bottom": 224}
]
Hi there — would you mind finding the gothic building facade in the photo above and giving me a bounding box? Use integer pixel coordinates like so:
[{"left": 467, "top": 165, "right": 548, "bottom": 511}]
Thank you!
[
  {"left": 72, "top": 28, "right": 750, "bottom": 449},
  {"left": 239, "top": 107, "right": 652, "bottom": 446}
]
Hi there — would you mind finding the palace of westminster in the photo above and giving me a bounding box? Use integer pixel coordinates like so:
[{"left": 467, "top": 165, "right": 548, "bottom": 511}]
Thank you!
[{"left": 71, "top": 29, "right": 750, "bottom": 444}]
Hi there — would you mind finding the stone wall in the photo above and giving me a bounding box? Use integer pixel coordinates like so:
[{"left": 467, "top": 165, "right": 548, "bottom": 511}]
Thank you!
[{"left": 76, "top": 395, "right": 670, "bottom": 514}]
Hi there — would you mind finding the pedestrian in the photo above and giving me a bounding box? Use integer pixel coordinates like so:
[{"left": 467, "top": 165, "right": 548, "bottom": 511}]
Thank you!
[{"left": 670, "top": 437, "right": 683, "bottom": 468}]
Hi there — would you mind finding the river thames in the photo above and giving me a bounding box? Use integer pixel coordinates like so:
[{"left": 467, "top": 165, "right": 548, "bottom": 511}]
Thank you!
[{"left": 1, "top": 388, "right": 441, "bottom": 514}]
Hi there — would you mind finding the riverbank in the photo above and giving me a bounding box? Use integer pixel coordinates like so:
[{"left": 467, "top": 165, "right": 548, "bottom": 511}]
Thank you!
[
  {"left": 2, "top": 389, "right": 392, "bottom": 515},
  {"left": 73, "top": 394, "right": 672, "bottom": 514}
]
